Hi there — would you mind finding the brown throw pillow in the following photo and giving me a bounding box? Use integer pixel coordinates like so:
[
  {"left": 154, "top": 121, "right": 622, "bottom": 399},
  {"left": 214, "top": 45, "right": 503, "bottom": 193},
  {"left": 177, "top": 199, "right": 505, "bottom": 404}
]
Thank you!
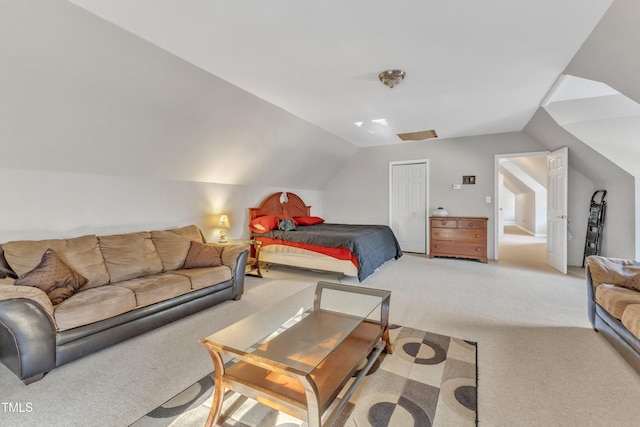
[
  {"left": 15, "top": 248, "right": 88, "bottom": 305},
  {"left": 183, "top": 241, "right": 223, "bottom": 269}
]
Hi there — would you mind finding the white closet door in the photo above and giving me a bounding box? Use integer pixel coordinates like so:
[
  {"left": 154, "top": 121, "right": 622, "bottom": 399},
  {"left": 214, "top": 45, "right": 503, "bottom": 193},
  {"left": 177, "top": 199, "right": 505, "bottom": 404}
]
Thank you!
[{"left": 391, "top": 162, "right": 427, "bottom": 253}]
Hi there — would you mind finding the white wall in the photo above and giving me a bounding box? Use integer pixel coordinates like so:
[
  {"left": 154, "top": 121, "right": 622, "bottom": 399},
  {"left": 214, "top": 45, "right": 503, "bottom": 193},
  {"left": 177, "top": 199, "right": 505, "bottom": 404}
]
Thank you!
[
  {"left": 590, "top": 177, "right": 635, "bottom": 260},
  {"left": 0, "top": 0, "right": 356, "bottom": 192},
  {"left": 515, "top": 192, "right": 535, "bottom": 234},
  {"left": 565, "top": 0, "right": 640, "bottom": 106},
  {"left": 501, "top": 187, "right": 516, "bottom": 225},
  {"left": 562, "top": 0, "right": 640, "bottom": 258},
  {"left": 323, "top": 132, "right": 547, "bottom": 260},
  {"left": 524, "top": 108, "right": 635, "bottom": 260},
  {"left": 534, "top": 189, "right": 547, "bottom": 236},
  {"left": 0, "top": 167, "right": 322, "bottom": 244}
]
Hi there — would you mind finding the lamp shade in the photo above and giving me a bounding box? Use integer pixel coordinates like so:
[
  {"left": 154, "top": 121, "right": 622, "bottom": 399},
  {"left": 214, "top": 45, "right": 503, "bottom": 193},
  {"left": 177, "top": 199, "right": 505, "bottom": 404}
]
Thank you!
[{"left": 218, "top": 214, "right": 230, "bottom": 229}]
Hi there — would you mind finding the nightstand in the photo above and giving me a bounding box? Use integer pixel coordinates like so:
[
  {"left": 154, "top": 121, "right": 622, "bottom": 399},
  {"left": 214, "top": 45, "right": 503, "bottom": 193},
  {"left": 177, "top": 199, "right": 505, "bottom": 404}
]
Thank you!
[
  {"left": 228, "top": 239, "right": 262, "bottom": 277},
  {"left": 246, "top": 239, "right": 263, "bottom": 277}
]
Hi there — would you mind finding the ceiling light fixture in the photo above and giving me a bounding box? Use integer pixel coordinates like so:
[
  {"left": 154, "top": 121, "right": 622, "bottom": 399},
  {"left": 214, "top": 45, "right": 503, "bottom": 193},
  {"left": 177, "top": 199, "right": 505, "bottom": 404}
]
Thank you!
[{"left": 378, "top": 69, "right": 405, "bottom": 88}]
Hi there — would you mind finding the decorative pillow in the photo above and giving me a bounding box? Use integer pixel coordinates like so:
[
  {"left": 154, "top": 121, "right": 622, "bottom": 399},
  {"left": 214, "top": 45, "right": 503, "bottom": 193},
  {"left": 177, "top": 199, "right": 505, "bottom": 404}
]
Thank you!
[
  {"left": 294, "top": 216, "right": 325, "bottom": 226},
  {"left": 249, "top": 215, "right": 281, "bottom": 234},
  {"left": 183, "top": 241, "right": 223, "bottom": 269},
  {"left": 278, "top": 219, "right": 296, "bottom": 231},
  {"left": 151, "top": 225, "right": 204, "bottom": 271},
  {"left": 15, "top": 248, "right": 88, "bottom": 305}
]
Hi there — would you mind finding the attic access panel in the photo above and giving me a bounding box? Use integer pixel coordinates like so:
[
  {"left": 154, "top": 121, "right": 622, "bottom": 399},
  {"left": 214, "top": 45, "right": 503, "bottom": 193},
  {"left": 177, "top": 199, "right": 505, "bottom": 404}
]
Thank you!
[{"left": 397, "top": 130, "right": 438, "bottom": 141}]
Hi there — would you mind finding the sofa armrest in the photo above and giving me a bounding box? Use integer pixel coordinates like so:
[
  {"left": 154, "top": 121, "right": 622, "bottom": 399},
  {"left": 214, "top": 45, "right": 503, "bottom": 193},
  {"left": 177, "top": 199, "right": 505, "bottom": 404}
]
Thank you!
[
  {"left": 0, "top": 282, "right": 55, "bottom": 321},
  {"left": 0, "top": 297, "right": 57, "bottom": 384},
  {"left": 207, "top": 244, "right": 249, "bottom": 300},
  {"left": 586, "top": 264, "right": 596, "bottom": 328},
  {"left": 586, "top": 255, "right": 640, "bottom": 330},
  {"left": 216, "top": 244, "right": 249, "bottom": 274}
]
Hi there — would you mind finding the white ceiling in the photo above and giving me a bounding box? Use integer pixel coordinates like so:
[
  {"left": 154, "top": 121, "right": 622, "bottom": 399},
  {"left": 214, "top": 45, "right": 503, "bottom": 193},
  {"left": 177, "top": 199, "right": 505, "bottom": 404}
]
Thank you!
[{"left": 66, "top": 0, "right": 612, "bottom": 147}]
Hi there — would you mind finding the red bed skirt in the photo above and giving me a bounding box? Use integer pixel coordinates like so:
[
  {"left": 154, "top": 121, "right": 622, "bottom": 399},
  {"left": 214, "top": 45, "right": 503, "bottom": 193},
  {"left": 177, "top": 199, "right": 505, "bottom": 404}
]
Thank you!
[{"left": 255, "top": 237, "right": 359, "bottom": 267}]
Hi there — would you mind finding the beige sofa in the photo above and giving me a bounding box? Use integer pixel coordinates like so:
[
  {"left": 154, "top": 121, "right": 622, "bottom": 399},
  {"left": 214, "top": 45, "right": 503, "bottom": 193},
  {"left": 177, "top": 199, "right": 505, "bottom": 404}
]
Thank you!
[
  {"left": 0, "top": 225, "right": 248, "bottom": 384},
  {"left": 586, "top": 255, "right": 640, "bottom": 373}
]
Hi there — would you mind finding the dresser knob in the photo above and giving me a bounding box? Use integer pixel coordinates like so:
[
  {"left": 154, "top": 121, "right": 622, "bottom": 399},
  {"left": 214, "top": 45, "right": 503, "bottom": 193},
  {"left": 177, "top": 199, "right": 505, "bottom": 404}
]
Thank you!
[
  {"left": 469, "top": 223, "right": 474, "bottom": 227},
  {"left": 476, "top": 234, "right": 480, "bottom": 238},
  {"left": 476, "top": 248, "right": 480, "bottom": 251},
  {"left": 441, "top": 222, "right": 446, "bottom": 225}
]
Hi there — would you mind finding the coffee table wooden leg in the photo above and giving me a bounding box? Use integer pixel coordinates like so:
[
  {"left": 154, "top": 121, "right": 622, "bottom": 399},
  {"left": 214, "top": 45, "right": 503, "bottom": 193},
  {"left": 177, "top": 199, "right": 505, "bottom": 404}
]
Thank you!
[
  {"left": 381, "top": 296, "right": 393, "bottom": 354},
  {"left": 298, "top": 375, "right": 322, "bottom": 427},
  {"left": 202, "top": 346, "right": 226, "bottom": 427},
  {"left": 383, "top": 331, "right": 393, "bottom": 354}
]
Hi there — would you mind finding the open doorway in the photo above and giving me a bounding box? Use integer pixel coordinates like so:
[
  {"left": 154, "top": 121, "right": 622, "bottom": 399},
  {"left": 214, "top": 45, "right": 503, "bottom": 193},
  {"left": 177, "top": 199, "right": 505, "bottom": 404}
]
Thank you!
[{"left": 495, "top": 152, "right": 548, "bottom": 268}]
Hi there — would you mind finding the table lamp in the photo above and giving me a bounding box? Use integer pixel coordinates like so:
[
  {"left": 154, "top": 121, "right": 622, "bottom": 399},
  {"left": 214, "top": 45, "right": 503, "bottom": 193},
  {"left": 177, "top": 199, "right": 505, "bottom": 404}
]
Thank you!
[{"left": 218, "top": 214, "right": 230, "bottom": 243}]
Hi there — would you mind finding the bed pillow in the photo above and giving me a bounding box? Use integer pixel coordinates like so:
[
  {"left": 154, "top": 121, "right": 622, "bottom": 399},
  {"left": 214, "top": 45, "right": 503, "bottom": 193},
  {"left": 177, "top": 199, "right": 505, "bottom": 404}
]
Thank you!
[
  {"left": 15, "top": 248, "right": 88, "bottom": 305},
  {"left": 294, "top": 216, "right": 325, "bottom": 226},
  {"left": 278, "top": 219, "right": 296, "bottom": 231},
  {"left": 183, "top": 241, "right": 223, "bottom": 269},
  {"left": 249, "top": 215, "right": 281, "bottom": 234}
]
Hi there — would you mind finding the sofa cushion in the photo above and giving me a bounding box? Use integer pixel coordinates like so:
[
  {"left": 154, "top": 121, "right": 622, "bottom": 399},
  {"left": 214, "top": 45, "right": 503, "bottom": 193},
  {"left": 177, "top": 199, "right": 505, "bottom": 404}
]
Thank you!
[
  {"left": 183, "top": 241, "right": 223, "bottom": 269},
  {"left": 622, "top": 304, "right": 640, "bottom": 341},
  {"left": 116, "top": 273, "right": 192, "bottom": 307},
  {"left": 587, "top": 256, "right": 640, "bottom": 289},
  {"left": 98, "top": 232, "right": 163, "bottom": 283},
  {"left": 595, "top": 284, "right": 640, "bottom": 320},
  {"left": 173, "top": 266, "right": 232, "bottom": 290},
  {"left": 220, "top": 244, "right": 249, "bottom": 275},
  {"left": 620, "top": 274, "right": 640, "bottom": 292},
  {"left": 54, "top": 286, "right": 136, "bottom": 331},
  {"left": 151, "top": 225, "right": 203, "bottom": 272},
  {"left": 15, "top": 248, "right": 87, "bottom": 305},
  {"left": 3, "top": 235, "right": 110, "bottom": 289}
]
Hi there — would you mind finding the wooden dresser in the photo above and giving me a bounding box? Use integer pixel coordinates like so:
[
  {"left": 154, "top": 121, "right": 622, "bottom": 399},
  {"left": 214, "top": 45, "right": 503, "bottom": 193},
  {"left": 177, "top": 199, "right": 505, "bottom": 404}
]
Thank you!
[{"left": 429, "top": 216, "right": 488, "bottom": 263}]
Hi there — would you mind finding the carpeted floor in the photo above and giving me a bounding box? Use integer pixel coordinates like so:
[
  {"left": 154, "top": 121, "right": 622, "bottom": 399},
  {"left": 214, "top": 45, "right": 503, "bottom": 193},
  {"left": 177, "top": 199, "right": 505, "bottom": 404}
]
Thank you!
[
  {"left": 2, "top": 236, "right": 640, "bottom": 426},
  {"left": 132, "top": 326, "right": 477, "bottom": 426}
]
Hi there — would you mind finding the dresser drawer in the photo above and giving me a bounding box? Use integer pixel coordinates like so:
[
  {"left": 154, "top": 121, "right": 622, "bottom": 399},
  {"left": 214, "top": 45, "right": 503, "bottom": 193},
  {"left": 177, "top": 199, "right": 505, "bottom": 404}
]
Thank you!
[
  {"left": 431, "top": 228, "right": 486, "bottom": 242},
  {"left": 457, "top": 220, "right": 486, "bottom": 229},
  {"left": 430, "top": 219, "right": 457, "bottom": 228},
  {"left": 431, "top": 241, "right": 487, "bottom": 258}
]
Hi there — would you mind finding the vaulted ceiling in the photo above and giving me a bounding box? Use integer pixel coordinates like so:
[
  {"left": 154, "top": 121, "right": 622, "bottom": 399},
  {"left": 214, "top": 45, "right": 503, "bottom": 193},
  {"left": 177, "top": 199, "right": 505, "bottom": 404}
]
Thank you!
[{"left": 67, "top": 0, "right": 613, "bottom": 147}]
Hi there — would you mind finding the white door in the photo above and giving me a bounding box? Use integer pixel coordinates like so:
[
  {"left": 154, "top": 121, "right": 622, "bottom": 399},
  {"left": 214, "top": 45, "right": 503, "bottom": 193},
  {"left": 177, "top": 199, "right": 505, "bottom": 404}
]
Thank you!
[
  {"left": 547, "top": 147, "right": 568, "bottom": 274},
  {"left": 498, "top": 173, "right": 505, "bottom": 237},
  {"left": 391, "top": 162, "right": 427, "bottom": 253}
]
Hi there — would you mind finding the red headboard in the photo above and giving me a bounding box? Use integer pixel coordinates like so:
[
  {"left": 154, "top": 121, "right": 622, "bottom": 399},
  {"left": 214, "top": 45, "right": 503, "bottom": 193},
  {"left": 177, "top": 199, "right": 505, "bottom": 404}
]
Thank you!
[{"left": 249, "top": 192, "right": 311, "bottom": 221}]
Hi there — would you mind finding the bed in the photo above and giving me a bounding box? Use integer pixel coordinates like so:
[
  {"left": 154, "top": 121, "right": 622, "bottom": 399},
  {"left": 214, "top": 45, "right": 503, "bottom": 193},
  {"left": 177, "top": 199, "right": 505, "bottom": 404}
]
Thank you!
[{"left": 248, "top": 192, "right": 403, "bottom": 281}]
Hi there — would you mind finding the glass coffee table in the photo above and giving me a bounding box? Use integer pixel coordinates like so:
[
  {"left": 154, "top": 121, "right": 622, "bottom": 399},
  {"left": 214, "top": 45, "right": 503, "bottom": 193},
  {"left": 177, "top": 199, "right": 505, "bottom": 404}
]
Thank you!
[{"left": 200, "top": 281, "right": 391, "bottom": 427}]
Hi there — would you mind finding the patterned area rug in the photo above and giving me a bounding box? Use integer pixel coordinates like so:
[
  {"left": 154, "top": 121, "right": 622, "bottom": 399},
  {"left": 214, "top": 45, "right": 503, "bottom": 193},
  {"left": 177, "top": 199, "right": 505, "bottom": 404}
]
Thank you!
[{"left": 131, "top": 326, "right": 477, "bottom": 426}]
